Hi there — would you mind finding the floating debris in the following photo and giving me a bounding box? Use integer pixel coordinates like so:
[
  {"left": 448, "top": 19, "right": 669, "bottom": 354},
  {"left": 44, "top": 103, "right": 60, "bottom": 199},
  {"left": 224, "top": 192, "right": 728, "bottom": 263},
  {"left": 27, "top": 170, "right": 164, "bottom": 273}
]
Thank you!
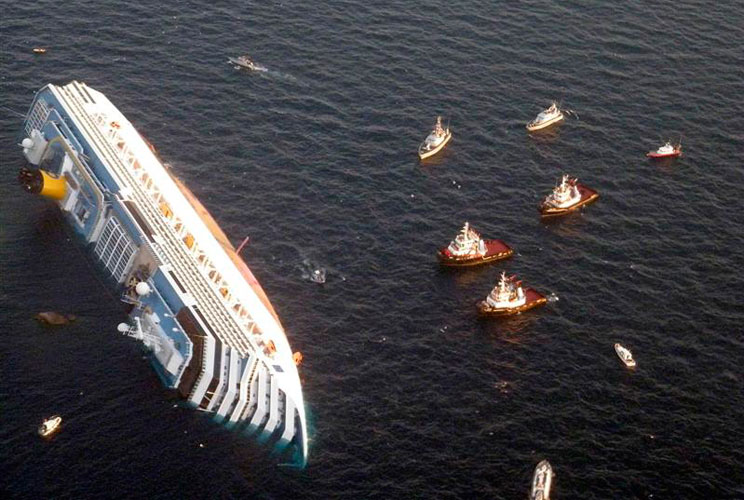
[
  {"left": 300, "top": 259, "right": 327, "bottom": 284},
  {"left": 35, "top": 311, "right": 76, "bottom": 325},
  {"left": 310, "top": 268, "right": 326, "bottom": 283},
  {"left": 495, "top": 381, "right": 511, "bottom": 394}
]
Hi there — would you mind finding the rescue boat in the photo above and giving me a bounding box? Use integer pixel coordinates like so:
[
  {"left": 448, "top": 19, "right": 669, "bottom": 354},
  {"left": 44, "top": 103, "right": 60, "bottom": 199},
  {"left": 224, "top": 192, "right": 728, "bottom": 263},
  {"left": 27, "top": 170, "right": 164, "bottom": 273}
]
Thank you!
[
  {"left": 614, "top": 343, "right": 636, "bottom": 368},
  {"left": 526, "top": 102, "right": 564, "bottom": 132},
  {"left": 418, "top": 116, "right": 452, "bottom": 160},
  {"left": 438, "top": 222, "right": 513, "bottom": 267},
  {"left": 530, "top": 460, "right": 553, "bottom": 500},
  {"left": 477, "top": 272, "right": 547, "bottom": 316},
  {"left": 38, "top": 415, "right": 62, "bottom": 438},
  {"left": 539, "top": 174, "right": 598, "bottom": 217},
  {"left": 646, "top": 141, "right": 682, "bottom": 159}
]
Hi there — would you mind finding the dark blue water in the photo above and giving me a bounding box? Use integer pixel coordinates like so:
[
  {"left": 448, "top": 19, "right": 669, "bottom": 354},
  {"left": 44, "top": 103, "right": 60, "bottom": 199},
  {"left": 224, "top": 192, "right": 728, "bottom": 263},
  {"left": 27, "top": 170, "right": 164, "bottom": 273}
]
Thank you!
[{"left": 2, "top": 1, "right": 744, "bottom": 498}]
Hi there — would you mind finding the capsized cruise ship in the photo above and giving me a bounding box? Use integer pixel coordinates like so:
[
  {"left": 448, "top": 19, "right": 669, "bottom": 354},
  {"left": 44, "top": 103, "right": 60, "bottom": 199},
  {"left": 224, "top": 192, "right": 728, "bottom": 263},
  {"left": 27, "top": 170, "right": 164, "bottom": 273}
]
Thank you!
[{"left": 17, "top": 81, "right": 308, "bottom": 466}]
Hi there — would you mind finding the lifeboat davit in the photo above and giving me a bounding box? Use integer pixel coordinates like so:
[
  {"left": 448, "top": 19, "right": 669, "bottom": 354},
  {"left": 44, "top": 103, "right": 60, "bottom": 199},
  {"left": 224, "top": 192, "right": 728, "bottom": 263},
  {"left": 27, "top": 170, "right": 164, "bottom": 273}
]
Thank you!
[
  {"left": 477, "top": 272, "right": 547, "bottom": 317},
  {"left": 438, "top": 222, "right": 513, "bottom": 267},
  {"left": 646, "top": 141, "right": 682, "bottom": 159},
  {"left": 539, "top": 174, "right": 598, "bottom": 217}
]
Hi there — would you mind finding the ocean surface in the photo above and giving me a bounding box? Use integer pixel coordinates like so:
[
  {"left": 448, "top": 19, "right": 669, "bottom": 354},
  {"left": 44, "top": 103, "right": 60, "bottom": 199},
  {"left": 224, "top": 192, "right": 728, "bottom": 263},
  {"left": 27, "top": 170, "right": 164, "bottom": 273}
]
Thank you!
[{"left": 2, "top": 1, "right": 744, "bottom": 498}]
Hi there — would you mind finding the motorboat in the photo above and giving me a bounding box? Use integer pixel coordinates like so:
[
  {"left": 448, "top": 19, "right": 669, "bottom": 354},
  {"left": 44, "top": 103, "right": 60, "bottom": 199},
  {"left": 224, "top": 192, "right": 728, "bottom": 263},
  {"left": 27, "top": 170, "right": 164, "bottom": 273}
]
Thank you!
[
  {"left": 477, "top": 272, "right": 547, "bottom": 316},
  {"left": 32, "top": 48, "right": 47, "bottom": 54},
  {"left": 614, "top": 343, "right": 636, "bottom": 368},
  {"left": 539, "top": 174, "right": 598, "bottom": 217},
  {"left": 646, "top": 141, "right": 682, "bottom": 159},
  {"left": 418, "top": 116, "right": 452, "bottom": 160},
  {"left": 530, "top": 460, "right": 553, "bottom": 500},
  {"left": 438, "top": 222, "right": 513, "bottom": 267},
  {"left": 228, "top": 55, "right": 267, "bottom": 72},
  {"left": 526, "top": 102, "right": 564, "bottom": 132},
  {"left": 38, "top": 415, "right": 62, "bottom": 437}
]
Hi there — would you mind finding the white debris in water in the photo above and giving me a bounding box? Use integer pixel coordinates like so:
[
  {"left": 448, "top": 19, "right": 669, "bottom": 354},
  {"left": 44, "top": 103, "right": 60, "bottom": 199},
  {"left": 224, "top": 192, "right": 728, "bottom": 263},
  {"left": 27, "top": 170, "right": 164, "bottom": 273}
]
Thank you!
[
  {"left": 301, "top": 259, "right": 327, "bottom": 283},
  {"left": 310, "top": 268, "right": 326, "bottom": 284}
]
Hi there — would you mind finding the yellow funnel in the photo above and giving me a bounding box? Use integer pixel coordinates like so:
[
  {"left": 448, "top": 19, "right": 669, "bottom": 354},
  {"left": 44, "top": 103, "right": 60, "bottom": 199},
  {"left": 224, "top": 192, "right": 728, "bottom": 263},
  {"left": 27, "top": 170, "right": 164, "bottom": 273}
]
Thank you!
[{"left": 39, "top": 170, "right": 67, "bottom": 200}]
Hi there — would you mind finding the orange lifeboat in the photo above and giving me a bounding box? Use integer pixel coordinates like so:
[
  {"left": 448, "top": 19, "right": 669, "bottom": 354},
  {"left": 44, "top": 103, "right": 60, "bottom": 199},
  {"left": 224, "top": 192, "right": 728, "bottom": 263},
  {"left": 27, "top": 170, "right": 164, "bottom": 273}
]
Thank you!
[{"left": 293, "top": 351, "right": 304, "bottom": 366}]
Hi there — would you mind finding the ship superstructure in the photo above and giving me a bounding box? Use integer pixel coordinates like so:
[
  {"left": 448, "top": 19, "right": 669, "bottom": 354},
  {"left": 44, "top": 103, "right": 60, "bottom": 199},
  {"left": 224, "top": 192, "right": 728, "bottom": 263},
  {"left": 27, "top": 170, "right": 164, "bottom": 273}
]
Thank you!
[{"left": 17, "top": 81, "right": 308, "bottom": 465}]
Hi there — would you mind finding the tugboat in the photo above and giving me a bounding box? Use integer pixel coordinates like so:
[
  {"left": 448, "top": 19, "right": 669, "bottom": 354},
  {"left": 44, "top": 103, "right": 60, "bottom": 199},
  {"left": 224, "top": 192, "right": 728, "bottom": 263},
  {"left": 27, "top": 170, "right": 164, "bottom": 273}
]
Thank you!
[
  {"left": 526, "top": 102, "right": 564, "bottom": 132},
  {"left": 539, "top": 174, "right": 599, "bottom": 217},
  {"left": 38, "top": 415, "right": 62, "bottom": 438},
  {"left": 418, "top": 116, "right": 452, "bottom": 160},
  {"left": 477, "top": 272, "right": 547, "bottom": 316},
  {"left": 438, "top": 222, "right": 513, "bottom": 267},
  {"left": 614, "top": 343, "right": 636, "bottom": 368},
  {"left": 530, "top": 460, "right": 553, "bottom": 500},
  {"left": 646, "top": 140, "right": 682, "bottom": 159}
]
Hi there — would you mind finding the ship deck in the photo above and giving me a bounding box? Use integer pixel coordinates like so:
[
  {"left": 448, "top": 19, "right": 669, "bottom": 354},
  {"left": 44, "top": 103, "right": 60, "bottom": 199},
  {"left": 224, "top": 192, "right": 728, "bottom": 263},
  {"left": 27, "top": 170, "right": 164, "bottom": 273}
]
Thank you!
[{"left": 55, "top": 82, "right": 270, "bottom": 359}]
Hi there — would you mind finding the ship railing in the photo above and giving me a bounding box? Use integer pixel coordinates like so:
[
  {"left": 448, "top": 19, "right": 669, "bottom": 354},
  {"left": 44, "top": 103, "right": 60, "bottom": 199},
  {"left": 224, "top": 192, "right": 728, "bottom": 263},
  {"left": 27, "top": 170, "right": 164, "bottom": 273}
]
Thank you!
[{"left": 58, "top": 83, "right": 255, "bottom": 357}]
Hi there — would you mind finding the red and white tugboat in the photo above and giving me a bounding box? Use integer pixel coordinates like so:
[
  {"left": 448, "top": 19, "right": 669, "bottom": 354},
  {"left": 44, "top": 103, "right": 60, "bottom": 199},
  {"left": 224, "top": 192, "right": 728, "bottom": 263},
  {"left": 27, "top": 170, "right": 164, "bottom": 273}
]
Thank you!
[
  {"left": 646, "top": 140, "right": 682, "bottom": 159},
  {"left": 539, "top": 174, "right": 599, "bottom": 217},
  {"left": 477, "top": 272, "right": 547, "bottom": 316},
  {"left": 438, "top": 222, "right": 513, "bottom": 267}
]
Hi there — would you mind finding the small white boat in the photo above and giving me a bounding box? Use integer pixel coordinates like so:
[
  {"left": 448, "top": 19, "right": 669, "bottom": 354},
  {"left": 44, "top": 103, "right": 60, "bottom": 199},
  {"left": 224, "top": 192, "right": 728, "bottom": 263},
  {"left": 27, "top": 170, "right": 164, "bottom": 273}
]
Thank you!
[
  {"left": 38, "top": 415, "right": 62, "bottom": 437},
  {"left": 614, "top": 343, "right": 636, "bottom": 368},
  {"left": 526, "top": 102, "right": 564, "bottom": 132},
  {"left": 418, "top": 116, "right": 452, "bottom": 160},
  {"left": 530, "top": 459, "right": 553, "bottom": 500},
  {"left": 228, "top": 55, "right": 267, "bottom": 72}
]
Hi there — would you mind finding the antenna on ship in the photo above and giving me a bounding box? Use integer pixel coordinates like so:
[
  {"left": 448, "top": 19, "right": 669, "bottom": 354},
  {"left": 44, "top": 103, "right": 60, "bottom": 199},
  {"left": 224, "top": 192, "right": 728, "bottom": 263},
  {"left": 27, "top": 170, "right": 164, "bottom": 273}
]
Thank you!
[{"left": 236, "top": 236, "right": 250, "bottom": 254}]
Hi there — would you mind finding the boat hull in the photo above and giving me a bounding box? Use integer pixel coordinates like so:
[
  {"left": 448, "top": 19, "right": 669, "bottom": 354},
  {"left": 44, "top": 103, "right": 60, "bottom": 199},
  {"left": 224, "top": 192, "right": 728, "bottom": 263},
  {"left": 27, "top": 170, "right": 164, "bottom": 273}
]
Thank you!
[
  {"left": 614, "top": 343, "right": 636, "bottom": 368},
  {"left": 438, "top": 239, "right": 513, "bottom": 267},
  {"left": 526, "top": 113, "right": 564, "bottom": 132},
  {"left": 531, "top": 460, "right": 553, "bottom": 500},
  {"left": 418, "top": 131, "right": 452, "bottom": 160},
  {"left": 539, "top": 184, "right": 598, "bottom": 217},
  {"left": 38, "top": 416, "right": 62, "bottom": 437},
  {"left": 477, "top": 288, "right": 546, "bottom": 316},
  {"left": 646, "top": 150, "right": 681, "bottom": 158}
]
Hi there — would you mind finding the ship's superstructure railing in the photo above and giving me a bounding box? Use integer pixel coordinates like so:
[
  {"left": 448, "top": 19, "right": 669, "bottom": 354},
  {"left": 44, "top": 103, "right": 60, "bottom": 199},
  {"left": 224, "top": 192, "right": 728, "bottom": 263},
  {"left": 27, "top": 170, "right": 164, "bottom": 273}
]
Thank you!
[{"left": 55, "top": 84, "right": 256, "bottom": 357}]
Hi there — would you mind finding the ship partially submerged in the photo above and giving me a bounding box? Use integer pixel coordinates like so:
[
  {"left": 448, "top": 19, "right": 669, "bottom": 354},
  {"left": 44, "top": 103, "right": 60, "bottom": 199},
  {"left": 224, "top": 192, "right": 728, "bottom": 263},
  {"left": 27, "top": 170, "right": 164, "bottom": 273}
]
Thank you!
[{"left": 16, "top": 81, "right": 308, "bottom": 465}]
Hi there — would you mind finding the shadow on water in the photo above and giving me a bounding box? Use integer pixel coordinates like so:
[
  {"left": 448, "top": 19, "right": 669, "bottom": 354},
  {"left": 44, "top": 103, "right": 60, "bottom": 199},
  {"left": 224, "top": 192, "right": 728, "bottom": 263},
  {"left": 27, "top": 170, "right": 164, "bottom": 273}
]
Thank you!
[
  {"left": 527, "top": 124, "right": 563, "bottom": 144},
  {"left": 477, "top": 311, "right": 540, "bottom": 340}
]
